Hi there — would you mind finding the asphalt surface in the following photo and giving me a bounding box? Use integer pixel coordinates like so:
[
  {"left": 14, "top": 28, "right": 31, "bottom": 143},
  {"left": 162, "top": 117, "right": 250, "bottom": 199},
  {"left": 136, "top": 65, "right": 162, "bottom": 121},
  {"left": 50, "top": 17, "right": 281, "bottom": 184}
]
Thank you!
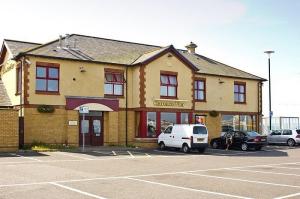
[{"left": 0, "top": 145, "right": 299, "bottom": 199}]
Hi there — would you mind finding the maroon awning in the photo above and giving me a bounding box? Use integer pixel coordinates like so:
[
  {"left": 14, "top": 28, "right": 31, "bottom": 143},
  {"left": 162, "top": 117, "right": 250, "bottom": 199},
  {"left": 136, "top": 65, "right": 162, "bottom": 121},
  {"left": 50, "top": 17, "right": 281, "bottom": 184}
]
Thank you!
[{"left": 65, "top": 96, "right": 119, "bottom": 111}]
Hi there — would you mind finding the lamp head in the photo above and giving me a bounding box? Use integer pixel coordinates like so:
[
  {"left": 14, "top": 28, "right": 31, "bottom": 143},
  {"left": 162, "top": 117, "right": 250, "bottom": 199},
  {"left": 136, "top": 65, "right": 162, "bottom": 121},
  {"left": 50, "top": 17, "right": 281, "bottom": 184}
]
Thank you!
[{"left": 264, "top": 50, "right": 275, "bottom": 58}]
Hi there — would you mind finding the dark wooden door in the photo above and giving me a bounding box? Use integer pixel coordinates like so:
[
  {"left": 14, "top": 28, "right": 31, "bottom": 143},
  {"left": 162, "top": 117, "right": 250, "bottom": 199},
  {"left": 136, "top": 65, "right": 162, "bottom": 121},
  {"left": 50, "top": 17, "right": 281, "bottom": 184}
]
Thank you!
[{"left": 79, "top": 116, "right": 103, "bottom": 146}]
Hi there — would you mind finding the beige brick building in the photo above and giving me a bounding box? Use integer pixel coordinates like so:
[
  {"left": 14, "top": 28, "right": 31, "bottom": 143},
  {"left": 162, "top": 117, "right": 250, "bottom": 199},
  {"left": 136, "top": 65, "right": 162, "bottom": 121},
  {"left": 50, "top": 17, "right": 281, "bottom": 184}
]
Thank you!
[{"left": 0, "top": 34, "right": 266, "bottom": 148}]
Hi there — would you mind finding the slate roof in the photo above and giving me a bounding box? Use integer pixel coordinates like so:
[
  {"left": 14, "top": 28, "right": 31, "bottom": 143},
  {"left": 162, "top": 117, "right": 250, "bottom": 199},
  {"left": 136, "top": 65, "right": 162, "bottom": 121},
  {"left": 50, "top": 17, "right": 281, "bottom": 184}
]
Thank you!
[
  {"left": 4, "top": 39, "right": 41, "bottom": 57},
  {"left": 3, "top": 34, "right": 265, "bottom": 81},
  {"left": 0, "top": 79, "right": 11, "bottom": 107}
]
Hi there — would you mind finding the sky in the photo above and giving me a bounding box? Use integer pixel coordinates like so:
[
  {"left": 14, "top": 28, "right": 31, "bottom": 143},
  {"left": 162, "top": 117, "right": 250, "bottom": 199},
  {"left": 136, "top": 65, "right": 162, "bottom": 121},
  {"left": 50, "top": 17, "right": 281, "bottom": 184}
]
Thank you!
[{"left": 0, "top": 0, "right": 299, "bottom": 118}]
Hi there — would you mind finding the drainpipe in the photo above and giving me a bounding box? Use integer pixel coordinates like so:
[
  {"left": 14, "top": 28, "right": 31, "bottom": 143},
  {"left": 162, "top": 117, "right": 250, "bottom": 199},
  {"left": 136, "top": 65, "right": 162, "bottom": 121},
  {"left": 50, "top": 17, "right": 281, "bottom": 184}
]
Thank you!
[
  {"left": 125, "top": 66, "right": 128, "bottom": 146},
  {"left": 19, "top": 57, "right": 24, "bottom": 149}
]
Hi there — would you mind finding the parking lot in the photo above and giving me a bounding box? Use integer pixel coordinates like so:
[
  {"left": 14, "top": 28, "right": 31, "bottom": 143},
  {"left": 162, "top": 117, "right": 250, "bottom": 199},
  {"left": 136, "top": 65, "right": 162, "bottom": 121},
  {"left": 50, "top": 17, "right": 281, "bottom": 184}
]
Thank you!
[{"left": 0, "top": 146, "right": 299, "bottom": 199}]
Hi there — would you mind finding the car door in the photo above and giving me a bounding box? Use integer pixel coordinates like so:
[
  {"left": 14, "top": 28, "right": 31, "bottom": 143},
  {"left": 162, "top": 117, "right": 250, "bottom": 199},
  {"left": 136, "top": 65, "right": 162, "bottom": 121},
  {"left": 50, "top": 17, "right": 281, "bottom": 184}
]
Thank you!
[
  {"left": 232, "top": 132, "right": 243, "bottom": 148},
  {"left": 280, "top": 130, "right": 292, "bottom": 143},
  {"left": 268, "top": 130, "right": 281, "bottom": 143},
  {"left": 163, "top": 126, "right": 173, "bottom": 147}
]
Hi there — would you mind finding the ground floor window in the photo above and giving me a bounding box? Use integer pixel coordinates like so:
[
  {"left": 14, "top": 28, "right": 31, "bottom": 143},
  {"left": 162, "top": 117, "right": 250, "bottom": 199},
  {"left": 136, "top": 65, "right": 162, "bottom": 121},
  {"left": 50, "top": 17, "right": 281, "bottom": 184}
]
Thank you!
[
  {"left": 161, "top": 112, "right": 176, "bottom": 133},
  {"left": 221, "top": 114, "right": 257, "bottom": 133},
  {"left": 140, "top": 111, "right": 192, "bottom": 138}
]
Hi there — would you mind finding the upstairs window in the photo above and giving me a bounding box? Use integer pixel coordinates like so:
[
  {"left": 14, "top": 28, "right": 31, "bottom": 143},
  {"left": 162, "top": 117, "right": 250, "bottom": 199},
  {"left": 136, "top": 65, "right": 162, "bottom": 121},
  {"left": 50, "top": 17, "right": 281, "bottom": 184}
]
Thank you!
[
  {"left": 160, "top": 74, "right": 177, "bottom": 98},
  {"left": 194, "top": 79, "right": 206, "bottom": 101},
  {"left": 16, "top": 66, "right": 21, "bottom": 94},
  {"left": 36, "top": 64, "right": 59, "bottom": 93},
  {"left": 234, "top": 82, "right": 246, "bottom": 103},
  {"left": 104, "top": 71, "right": 124, "bottom": 96}
]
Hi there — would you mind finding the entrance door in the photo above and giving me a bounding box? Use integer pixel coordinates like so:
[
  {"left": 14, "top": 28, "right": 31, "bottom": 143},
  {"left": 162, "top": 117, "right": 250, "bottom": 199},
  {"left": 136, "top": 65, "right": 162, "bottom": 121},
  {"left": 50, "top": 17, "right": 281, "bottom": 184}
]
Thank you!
[{"left": 79, "top": 115, "right": 104, "bottom": 146}]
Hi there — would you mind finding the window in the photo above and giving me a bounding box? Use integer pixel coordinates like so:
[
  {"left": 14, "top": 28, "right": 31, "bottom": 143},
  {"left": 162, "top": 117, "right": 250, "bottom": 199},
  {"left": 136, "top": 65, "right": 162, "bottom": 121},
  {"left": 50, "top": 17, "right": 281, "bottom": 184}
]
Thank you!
[
  {"left": 161, "top": 112, "right": 176, "bottom": 133},
  {"left": 164, "top": 126, "right": 173, "bottom": 134},
  {"left": 104, "top": 71, "right": 124, "bottom": 96},
  {"left": 221, "top": 114, "right": 257, "bottom": 132},
  {"left": 36, "top": 65, "right": 59, "bottom": 92},
  {"left": 160, "top": 74, "right": 177, "bottom": 98},
  {"left": 271, "top": 130, "right": 282, "bottom": 136},
  {"left": 234, "top": 82, "right": 246, "bottom": 103},
  {"left": 194, "top": 79, "right": 206, "bottom": 101},
  {"left": 193, "top": 126, "right": 207, "bottom": 135},
  {"left": 283, "top": 130, "right": 292, "bottom": 135},
  {"left": 147, "top": 112, "right": 157, "bottom": 138},
  {"left": 16, "top": 67, "right": 21, "bottom": 94},
  {"left": 181, "top": 113, "right": 189, "bottom": 124}
]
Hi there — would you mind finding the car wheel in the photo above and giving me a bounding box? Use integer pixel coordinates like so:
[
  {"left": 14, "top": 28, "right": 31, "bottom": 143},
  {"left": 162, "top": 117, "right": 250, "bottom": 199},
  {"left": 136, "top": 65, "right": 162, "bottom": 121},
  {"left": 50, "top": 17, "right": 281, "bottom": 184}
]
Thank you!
[
  {"left": 182, "top": 144, "right": 190, "bottom": 153},
  {"left": 159, "top": 142, "right": 166, "bottom": 150},
  {"left": 255, "top": 146, "right": 262, "bottom": 151},
  {"left": 198, "top": 148, "right": 206, "bottom": 153},
  {"left": 287, "top": 139, "right": 295, "bottom": 147},
  {"left": 241, "top": 143, "right": 248, "bottom": 151},
  {"left": 212, "top": 141, "right": 218, "bottom": 149}
]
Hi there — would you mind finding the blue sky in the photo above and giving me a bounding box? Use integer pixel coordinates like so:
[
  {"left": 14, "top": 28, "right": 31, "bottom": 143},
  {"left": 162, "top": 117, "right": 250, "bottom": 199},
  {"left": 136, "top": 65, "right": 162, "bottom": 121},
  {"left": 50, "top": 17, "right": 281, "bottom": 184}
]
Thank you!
[{"left": 0, "top": 0, "right": 299, "bottom": 117}]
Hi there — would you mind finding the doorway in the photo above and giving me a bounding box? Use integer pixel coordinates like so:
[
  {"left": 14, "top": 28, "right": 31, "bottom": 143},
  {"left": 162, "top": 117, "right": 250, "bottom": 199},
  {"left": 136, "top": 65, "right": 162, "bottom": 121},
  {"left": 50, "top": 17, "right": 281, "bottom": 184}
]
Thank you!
[{"left": 79, "top": 111, "right": 104, "bottom": 146}]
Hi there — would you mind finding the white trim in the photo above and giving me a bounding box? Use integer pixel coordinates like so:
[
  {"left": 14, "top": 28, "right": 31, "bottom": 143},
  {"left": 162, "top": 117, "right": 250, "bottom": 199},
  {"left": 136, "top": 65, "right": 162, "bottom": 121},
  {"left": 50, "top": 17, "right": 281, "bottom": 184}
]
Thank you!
[{"left": 74, "top": 103, "right": 113, "bottom": 112}]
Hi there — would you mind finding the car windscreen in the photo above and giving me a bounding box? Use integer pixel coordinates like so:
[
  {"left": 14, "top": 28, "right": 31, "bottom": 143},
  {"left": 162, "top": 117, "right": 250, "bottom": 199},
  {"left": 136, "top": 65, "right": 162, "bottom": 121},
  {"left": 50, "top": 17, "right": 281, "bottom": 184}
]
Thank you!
[
  {"left": 193, "top": 126, "right": 207, "bottom": 134},
  {"left": 246, "top": 131, "right": 260, "bottom": 137}
]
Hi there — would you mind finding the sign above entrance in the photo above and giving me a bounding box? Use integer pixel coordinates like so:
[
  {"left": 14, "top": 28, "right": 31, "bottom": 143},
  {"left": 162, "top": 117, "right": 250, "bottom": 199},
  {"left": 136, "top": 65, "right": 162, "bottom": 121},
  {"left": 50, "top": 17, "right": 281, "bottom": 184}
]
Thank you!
[
  {"left": 153, "top": 99, "right": 187, "bottom": 107},
  {"left": 79, "top": 106, "right": 89, "bottom": 114}
]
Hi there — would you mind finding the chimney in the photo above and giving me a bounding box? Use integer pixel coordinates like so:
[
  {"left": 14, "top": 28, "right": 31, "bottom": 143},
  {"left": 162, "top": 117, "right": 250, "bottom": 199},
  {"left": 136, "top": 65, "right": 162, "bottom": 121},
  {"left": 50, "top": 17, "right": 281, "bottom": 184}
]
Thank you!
[
  {"left": 185, "top": 42, "right": 197, "bottom": 54},
  {"left": 65, "top": 34, "right": 70, "bottom": 49},
  {"left": 57, "top": 35, "right": 63, "bottom": 48}
]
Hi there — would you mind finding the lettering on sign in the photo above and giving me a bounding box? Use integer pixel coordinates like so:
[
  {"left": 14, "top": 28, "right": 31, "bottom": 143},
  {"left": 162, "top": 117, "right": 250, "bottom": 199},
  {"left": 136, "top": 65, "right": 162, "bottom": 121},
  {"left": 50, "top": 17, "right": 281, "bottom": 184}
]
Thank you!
[
  {"left": 1, "top": 61, "right": 15, "bottom": 75},
  {"left": 153, "top": 99, "right": 186, "bottom": 107}
]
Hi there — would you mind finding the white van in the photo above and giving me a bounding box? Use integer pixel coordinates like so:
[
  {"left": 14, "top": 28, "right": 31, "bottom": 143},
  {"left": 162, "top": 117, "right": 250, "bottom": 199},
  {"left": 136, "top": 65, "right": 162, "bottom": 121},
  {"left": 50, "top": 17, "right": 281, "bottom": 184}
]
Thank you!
[{"left": 158, "top": 124, "right": 209, "bottom": 153}]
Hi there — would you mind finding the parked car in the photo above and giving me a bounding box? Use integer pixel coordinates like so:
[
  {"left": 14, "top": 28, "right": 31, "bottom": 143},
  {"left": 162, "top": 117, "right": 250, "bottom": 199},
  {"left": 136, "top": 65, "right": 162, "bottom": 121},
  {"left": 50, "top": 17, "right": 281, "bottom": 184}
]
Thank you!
[
  {"left": 158, "top": 124, "right": 209, "bottom": 153},
  {"left": 267, "top": 129, "right": 300, "bottom": 147},
  {"left": 210, "top": 131, "right": 267, "bottom": 151}
]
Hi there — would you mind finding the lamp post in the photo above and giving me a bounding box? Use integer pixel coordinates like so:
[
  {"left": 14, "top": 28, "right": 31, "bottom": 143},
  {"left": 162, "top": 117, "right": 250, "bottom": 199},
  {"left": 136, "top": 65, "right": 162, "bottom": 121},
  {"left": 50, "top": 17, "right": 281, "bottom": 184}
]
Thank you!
[{"left": 264, "top": 50, "right": 275, "bottom": 131}]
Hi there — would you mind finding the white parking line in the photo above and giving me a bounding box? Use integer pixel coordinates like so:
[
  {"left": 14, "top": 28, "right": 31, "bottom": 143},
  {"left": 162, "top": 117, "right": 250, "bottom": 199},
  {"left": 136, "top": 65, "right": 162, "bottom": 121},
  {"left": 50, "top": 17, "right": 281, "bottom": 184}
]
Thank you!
[
  {"left": 55, "top": 152, "right": 95, "bottom": 160},
  {"left": 274, "top": 192, "right": 300, "bottom": 199},
  {"left": 112, "top": 151, "right": 117, "bottom": 156},
  {"left": 182, "top": 172, "right": 300, "bottom": 189},
  {"left": 1, "top": 161, "right": 300, "bottom": 188},
  {"left": 226, "top": 168, "right": 300, "bottom": 177},
  {"left": 10, "top": 153, "right": 42, "bottom": 162},
  {"left": 126, "top": 177, "right": 252, "bottom": 199},
  {"left": 127, "top": 151, "right": 135, "bottom": 158},
  {"left": 50, "top": 182, "right": 107, "bottom": 199},
  {"left": 145, "top": 153, "right": 151, "bottom": 157}
]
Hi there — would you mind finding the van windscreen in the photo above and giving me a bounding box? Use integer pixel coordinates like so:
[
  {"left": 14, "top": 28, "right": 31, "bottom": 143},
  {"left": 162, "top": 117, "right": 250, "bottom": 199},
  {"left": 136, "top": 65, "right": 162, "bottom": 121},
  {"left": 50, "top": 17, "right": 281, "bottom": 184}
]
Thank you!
[{"left": 193, "top": 126, "right": 207, "bottom": 134}]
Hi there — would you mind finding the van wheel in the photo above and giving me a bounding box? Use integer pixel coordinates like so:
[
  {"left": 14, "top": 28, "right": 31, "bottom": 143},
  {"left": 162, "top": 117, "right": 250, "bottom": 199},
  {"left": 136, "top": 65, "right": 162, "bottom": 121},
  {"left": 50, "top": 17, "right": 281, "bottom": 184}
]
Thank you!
[
  {"left": 287, "top": 139, "right": 295, "bottom": 147},
  {"left": 198, "top": 148, "right": 206, "bottom": 153},
  {"left": 159, "top": 142, "right": 166, "bottom": 150},
  {"left": 212, "top": 141, "right": 218, "bottom": 149},
  {"left": 241, "top": 143, "right": 248, "bottom": 151},
  {"left": 182, "top": 144, "right": 190, "bottom": 153}
]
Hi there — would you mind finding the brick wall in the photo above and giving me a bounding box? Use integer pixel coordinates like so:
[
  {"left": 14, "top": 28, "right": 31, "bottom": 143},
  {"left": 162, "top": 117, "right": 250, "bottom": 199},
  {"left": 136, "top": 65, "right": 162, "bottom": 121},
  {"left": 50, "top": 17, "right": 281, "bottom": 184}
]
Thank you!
[
  {"left": 24, "top": 108, "right": 68, "bottom": 145},
  {"left": 0, "top": 109, "right": 19, "bottom": 151}
]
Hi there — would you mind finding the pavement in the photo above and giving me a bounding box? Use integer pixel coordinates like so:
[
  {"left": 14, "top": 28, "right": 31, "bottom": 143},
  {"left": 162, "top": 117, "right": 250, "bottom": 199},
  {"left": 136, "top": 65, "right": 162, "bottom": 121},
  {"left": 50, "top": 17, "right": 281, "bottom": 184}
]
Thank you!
[{"left": 0, "top": 145, "right": 299, "bottom": 199}]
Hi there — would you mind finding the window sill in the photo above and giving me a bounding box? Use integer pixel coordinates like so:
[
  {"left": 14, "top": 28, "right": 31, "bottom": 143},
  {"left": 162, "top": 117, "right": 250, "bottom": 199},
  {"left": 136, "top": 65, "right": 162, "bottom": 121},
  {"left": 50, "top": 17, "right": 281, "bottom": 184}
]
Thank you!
[
  {"left": 35, "top": 91, "right": 60, "bottom": 95},
  {"left": 234, "top": 102, "right": 246, "bottom": 104},
  {"left": 195, "top": 100, "right": 206, "bottom": 102},
  {"left": 104, "top": 94, "right": 124, "bottom": 99},
  {"left": 160, "top": 96, "right": 178, "bottom": 100}
]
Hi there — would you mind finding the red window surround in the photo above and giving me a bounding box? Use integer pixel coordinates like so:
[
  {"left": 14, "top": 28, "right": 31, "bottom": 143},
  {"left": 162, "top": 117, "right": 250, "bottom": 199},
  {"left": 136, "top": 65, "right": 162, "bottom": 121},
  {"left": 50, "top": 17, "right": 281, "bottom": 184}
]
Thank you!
[
  {"left": 35, "top": 62, "right": 60, "bottom": 94},
  {"left": 234, "top": 81, "right": 246, "bottom": 104},
  {"left": 104, "top": 69, "right": 125, "bottom": 97},
  {"left": 160, "top": 71, "right": 178, "bottom": 99},
  {"left": 194, "top": 78, "right": 206, "bottom": 102}
]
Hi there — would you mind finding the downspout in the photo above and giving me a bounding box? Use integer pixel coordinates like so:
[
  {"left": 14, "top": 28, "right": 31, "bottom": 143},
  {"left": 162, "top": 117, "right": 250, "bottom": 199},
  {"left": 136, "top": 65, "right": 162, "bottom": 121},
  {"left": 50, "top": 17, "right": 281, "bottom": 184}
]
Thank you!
[
  {"left": 19, "top": 57, "right": 24, "bottom": 149},
  {"left": 125, "top": 66, "right": 128, "bottom": 146}
]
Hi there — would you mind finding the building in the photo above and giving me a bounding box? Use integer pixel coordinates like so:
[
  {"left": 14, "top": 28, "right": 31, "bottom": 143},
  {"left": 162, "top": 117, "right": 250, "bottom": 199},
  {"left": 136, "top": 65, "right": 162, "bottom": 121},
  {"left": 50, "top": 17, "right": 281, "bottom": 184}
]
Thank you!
[{"left": 0, "top": 34, "right": 266, "bottom": 148}]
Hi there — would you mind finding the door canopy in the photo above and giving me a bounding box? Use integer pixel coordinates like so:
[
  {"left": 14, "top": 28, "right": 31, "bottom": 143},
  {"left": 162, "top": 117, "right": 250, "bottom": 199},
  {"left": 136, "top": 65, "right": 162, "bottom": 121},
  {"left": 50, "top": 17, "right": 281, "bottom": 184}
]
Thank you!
[{"left": 66, "top": 96, "right": 118, "bottom": 111}]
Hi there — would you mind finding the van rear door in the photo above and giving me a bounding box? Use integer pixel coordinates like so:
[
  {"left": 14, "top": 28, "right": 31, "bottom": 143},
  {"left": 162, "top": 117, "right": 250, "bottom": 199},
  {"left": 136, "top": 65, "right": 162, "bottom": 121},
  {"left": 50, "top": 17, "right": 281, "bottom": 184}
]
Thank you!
[{"left": 192, "top": 126, "right": 208, "bottom": 144}]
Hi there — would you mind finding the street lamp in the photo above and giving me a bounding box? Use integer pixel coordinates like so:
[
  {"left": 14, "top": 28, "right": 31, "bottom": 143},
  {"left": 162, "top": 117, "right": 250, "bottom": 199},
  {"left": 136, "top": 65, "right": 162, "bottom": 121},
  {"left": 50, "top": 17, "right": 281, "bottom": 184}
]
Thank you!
[{"left": 264, "top": 50, "right": 275, "bottom": 131}]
